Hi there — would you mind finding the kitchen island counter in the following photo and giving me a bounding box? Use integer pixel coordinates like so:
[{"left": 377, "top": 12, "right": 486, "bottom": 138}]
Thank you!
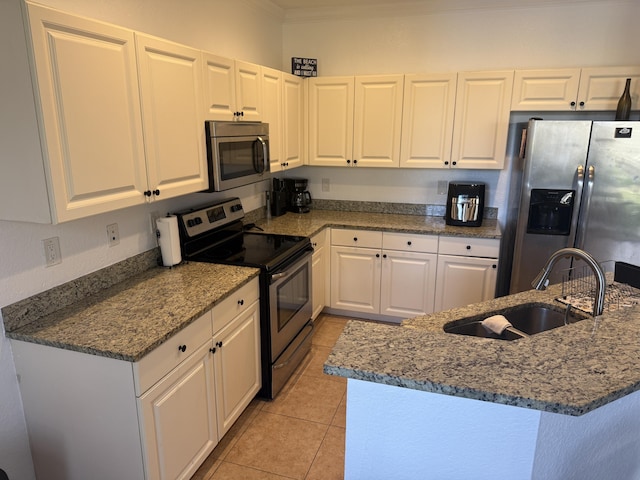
[
  {"left": 325, "top": 284, "right": 640, "bottom": 416},
  {"left": 325, "top": 286, "right": 640, "bottom": 479}
]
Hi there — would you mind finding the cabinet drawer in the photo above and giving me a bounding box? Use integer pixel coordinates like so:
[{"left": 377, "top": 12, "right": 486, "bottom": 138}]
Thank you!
[
  {"left": 438, "top": 236, "right": 500, "bottom": 258},
  {"left": 331, "top": 228, "right": 382, "bottom": 248},
  {"left": 383, "top": 232, "right": 438, "bottom": 253},
  {"left": 212, "top": 277, "right": 259, "bottom": 335},
  {"left": 134, "top": 310, "right": 212, "bottom": 396},
  {"left": 311, "top": 229, "right": 328, "bottom": 249}
]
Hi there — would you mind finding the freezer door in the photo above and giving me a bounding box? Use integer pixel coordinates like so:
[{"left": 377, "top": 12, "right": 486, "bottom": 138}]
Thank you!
[
  {"left": 510, "top": 121, "right": 592, "bottom": 293},
  {"left": 579, "top": 122, "right": 640, "bottom": 267}
]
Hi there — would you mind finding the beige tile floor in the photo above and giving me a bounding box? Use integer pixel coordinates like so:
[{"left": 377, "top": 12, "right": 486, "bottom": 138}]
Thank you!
[{"left": 191, "top": 313, "right": 350, "bottom": 480}]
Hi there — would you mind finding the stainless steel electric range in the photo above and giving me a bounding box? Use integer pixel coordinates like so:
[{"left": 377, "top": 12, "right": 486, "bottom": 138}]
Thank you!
[{"left": 174, "top": 198, "right": 313, "bottom": 399}]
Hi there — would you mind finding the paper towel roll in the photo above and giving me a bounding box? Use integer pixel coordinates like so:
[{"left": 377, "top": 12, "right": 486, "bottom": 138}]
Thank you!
[{"left": 156, "top": 215, "right": 182, "bottom": 267}]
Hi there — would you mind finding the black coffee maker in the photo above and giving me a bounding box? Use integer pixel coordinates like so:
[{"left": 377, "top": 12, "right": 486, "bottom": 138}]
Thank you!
[
  {"left": 445, "top": 182, "right": 485, "bottom": 227},
  {"left": 284, "top": 177, "right": 312, "bottom": 214}
]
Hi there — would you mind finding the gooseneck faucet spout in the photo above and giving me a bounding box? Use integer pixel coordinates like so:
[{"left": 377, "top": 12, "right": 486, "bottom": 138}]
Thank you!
[{"left": 531, "top": 247, "right": 606, "bottom": 317}]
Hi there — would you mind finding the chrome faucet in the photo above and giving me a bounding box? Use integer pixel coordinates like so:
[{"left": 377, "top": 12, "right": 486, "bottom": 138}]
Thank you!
[{"left": 531, "top": 247, "right": 606, "bottom": 317}]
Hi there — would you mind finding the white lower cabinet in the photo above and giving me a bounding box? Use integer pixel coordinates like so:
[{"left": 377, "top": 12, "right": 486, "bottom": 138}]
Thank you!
[
  {"left": 11, "top": 279, "right": 260, "bottom": 480},
  {"left": 211, "top": 296, "right": 261, "bottom": 438},
  {"left": 311, "top": 229, "right": 329, "bottom": 320},
  {"left": 330, "top": 229, "right": 438, "bottom": 321},
  {"left": 434, "top": 237, "right": 499, "bottom": 311},
  {"left": 138, "top": 340, "right": 217, "bottom": 480}
]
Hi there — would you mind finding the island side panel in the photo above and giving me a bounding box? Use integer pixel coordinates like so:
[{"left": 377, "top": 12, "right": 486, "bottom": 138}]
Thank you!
[
  {"left": 532, "top": 389, "right": 640, "bottom": 480},
  {"left": 345, "top": 379, "right": 541, "bottom": 480}
]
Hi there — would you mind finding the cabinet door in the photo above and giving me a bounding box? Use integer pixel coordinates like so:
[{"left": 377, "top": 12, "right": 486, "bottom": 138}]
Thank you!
[
  {"left": 330, "top": 245, "right": 381, "bottom": 314},
  {"left": 282, "top": 72, "right": 305, "bottom": 169},
  {"left": 577, "top": 66, "right": 640, "bottom": 111},
  {"left": 353, "top": 75, "right": 404, "bottom": 168},
  {"left": 139, "top": 341, "right": 217, "bottom": 480},
  {"left": 307, "top": 76, "right": 354, "bottom": 166},
  {"left": 262, "top": 67, "right": 283, "bottom": 172},
  {"left": 380, "top": 250, "right": 437, "bottom": 317},
  {"left": 136, "top": 34, "right": 208, "bottom": 200},
  {"left": 213, "top": 299, "right": 261, "bottom": 438},
  {"left": 400, "top": 73, "right": 457, "bottom": 168},
  {"left": 202, "top": 52, "right": 236, "bottom": 121},
  {"left": 235, "top": 60, "right": 263, "bottom": 121},
  {"left": 434, "top": 255, "right": 498, "bottom": 312},
  {"left": 26, "top": 3, "right": 148, "bottom": 222},
  {"left": 451, "top": 70, "right": 514, "bottom": 169},
  {"left": 511, "top": 68, "right": 581, "bottom": 111},
  {"left": 311, "top": 230, "right": 329, "bottom": 320}
]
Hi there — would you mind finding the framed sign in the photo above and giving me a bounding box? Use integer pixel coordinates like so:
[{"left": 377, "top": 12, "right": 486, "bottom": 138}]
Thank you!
[{"left": 291, "top": 57, "right": 317, "bottom": 77}]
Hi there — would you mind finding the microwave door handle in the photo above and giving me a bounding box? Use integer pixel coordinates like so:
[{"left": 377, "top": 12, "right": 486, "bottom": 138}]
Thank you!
[{"left": 256, "top": 136, "right": 268, "bottom": 173}]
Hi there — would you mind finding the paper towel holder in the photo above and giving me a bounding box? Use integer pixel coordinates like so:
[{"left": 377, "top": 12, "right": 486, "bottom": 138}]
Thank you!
[{"left": 156, "top": 215, "right": 182, "bottom": 267}]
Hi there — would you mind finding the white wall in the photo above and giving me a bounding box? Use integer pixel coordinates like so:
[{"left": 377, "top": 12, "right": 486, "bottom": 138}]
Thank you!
[
  {"left": 0, "top": 1, "right": 281, "bottom": 478},
  {"left": 282, "top": 1, "right": 640, "bottom": 76}
]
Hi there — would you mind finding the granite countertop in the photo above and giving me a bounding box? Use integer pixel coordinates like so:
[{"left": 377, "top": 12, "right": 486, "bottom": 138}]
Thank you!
[
  {"left": 254, "top": 209, "right": 501, "bottom": 239},
  {"left": 324, "top": 285, "right": 640, "bottom": 416},
  {"left": 5, "top": 262, "right": 259, "bottom": 362}
]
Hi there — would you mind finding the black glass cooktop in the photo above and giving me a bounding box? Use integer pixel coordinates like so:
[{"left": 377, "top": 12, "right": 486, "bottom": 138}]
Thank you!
[{"left": 192, "top": 231, "right": 310, "bottom": 271}]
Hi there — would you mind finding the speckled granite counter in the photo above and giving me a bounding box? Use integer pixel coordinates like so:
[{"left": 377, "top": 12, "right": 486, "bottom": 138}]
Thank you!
[
  {"left": 5, "top": 262, "right": 259, "bottom": 362},
  {"left": 324, "top": 284, "right": 640, "bottom": 416},
  {"left": 254, "top": 209, "right": 501, "bottom": 239}
]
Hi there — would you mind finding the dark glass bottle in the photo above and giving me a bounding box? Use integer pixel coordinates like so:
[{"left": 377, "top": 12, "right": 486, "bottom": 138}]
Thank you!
[{"left": 615, "top": 78, "right": 632, "bottom": 121}]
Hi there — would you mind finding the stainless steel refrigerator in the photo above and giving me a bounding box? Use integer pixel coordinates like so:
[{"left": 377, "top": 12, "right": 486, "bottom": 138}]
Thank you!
[{"left": 509, "top": 119, "right": 640, "bottom": 294}]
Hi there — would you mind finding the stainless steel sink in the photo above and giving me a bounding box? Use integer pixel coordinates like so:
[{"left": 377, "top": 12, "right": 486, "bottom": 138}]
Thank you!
[{"left": 443, "top": 303, "right": 588, "bottom": 340}]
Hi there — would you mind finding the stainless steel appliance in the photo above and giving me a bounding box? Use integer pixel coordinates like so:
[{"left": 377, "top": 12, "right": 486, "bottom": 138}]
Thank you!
[
  {"left": 508, "top": 120, "right": 640, "bottom": 293},
  {"left": 174, "top": 198, "right": 313, "bottom": 399},
  {"left": 204, "top": 121, "right": 270, "bottom": 191},
  {"left": 445, "top": 182, "right": 485, "bottom": 227},
  {"left": 284, "top": 177, "right": 312, "bottom": 213}
]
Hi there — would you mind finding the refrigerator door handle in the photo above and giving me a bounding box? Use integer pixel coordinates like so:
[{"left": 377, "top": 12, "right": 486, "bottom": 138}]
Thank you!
[
  {"left": 577, "top": 164, "right": 584, "bottom": 180},
  {"left": 575, "top": 165, "right": 595, "bottom": 249}
]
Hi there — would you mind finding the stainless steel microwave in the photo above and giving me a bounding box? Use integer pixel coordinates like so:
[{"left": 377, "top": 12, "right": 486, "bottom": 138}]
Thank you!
[{"left": 204, "top": 121, "right": 270, "bottom": 191}]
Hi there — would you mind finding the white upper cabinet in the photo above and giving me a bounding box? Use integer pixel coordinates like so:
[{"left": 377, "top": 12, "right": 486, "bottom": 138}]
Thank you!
[
  {"left": 577, "top": 67, "right": 640, "bottom": 111},
  {"left": 511, "top": 66, "right": 640, "bottom": 111},
  {"left": 203, "top": 53, "right": 263, "bottom": 121},
  {"left": 353, "top": 75, "right": 404, "bottom": 168},
  {"left": 307, "top": 76, "right": 355, "bottom": 166},
  {"left": 135, "top": 33, "right": 208, "bottom": 200},
  {"left": 451, "top": 70, "right": 514, "bottom": 170},
  {"left": 1, "top": 3, "right": 209, "bottom": 223},
  {"left": 308, "top": 74, "right": 403, "bottom": 167},
  {"left": 262, "top": 67, "right": 283, "bottom": 172},
  {"left": 400, "top": 73, "right": 457, "bottom": 168},
  {"left": 282, "top": 72, "right": 305, "bottom": 169},
  {"left": 13, "top": 3, "right": 149, "bottom": 223}
]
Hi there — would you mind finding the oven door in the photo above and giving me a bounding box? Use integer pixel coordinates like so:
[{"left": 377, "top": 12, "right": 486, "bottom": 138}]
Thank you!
[
  {"left": 268, "top": 250, "right": 312, "bottom": 363},
  {"left": 208, "top": 134, "right": 270, "bottom": 191}
]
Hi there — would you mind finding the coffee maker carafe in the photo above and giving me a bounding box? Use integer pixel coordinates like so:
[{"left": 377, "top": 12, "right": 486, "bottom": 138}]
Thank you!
[{"left": 284, "top": 177, "right": 312, "bottom": 214}]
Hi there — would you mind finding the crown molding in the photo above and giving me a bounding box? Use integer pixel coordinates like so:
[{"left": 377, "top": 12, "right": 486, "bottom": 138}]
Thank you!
[{"left": 272, "top": 0, "right": 624, "bottom": 24}]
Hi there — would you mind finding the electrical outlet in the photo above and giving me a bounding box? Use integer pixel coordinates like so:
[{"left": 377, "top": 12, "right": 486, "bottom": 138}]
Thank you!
[
  {"left": 43, "top": 237, "right": 61, "bottom": 267},
  {"left": 322, "top": 178, "right": 330, "bottom": 192},
  {"left": 150, "top": 211, "right": 161, "bottom": 235},
  {"left": 437, "top": 180, "right": 448, "bottom": 195},
  {"left": 107, "top": 223, "right": 120, "bottom": 247}
]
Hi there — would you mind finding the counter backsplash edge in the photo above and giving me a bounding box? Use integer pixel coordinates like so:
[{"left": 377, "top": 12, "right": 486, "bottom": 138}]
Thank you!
[
  {"left": 304, "top": 199, "right": 498, "bottom": 219},
  {"left": 2, "top": 248, "right": 161, "bottom": 333}
]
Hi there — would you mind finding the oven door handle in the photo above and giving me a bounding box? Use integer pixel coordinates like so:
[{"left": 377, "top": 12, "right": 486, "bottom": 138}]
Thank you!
[{"left": 271, "top": 271, "right": 289, "bottom": 281}]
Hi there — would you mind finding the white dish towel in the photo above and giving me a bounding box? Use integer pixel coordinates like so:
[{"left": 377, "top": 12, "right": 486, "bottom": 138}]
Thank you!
[{"left": 481, "top": 314, "right": 512, "bottom": 335}]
